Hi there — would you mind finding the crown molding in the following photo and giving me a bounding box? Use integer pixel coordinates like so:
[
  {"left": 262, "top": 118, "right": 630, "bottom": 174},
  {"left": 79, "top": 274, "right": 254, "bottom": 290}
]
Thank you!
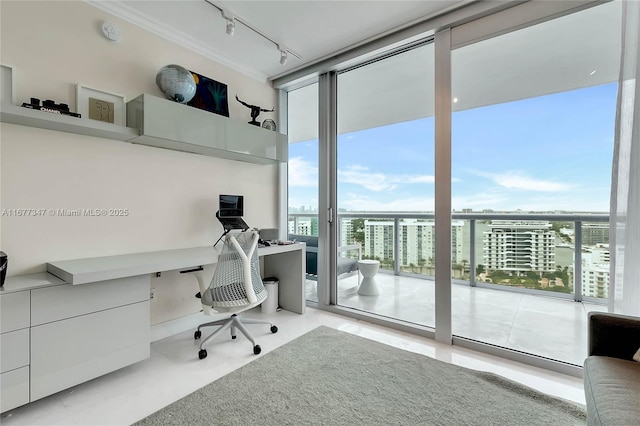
[{"left": 84, "top": 0, "right": 268, "bottom": 83}]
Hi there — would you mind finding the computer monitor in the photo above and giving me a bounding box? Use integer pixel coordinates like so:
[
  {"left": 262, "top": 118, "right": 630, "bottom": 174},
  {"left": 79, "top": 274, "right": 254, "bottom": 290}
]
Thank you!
[{"left": 219, "top": 194, "right": 244, "bottom": 218}]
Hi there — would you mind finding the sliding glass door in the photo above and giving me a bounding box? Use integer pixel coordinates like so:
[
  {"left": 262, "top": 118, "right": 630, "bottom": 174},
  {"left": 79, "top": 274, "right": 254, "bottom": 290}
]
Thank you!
[
  {"left": 450, "top": 1, "right": 620, "bottom": 365},
  {"left": 287, "top": 83, "right": 320, "bottom": 302},
  {"left": 284, "top": 0, "right": 621, "bottom": 371},
  {"left": 334, "top": 43, "right": 436, "bottom": 327}
]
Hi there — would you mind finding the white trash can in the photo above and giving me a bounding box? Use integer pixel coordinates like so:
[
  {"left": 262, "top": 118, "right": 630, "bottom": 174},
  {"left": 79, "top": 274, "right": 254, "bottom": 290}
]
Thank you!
[{"left": 261, "top": 277, "right": 279, "bottom": 313}]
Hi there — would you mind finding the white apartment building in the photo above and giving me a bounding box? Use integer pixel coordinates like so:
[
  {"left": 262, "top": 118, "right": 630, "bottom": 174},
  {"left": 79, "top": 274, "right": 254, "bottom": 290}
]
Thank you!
[
  {"left": 483, "top": 220, "right": 555, "bottom": 275},
  {"left": 582, "top": 244, "right": 609, "bottom": 298},
  {"left": 364, "top": 220, "right": 395, "bottom": 261},
  {"left": 340, "top": 219, "right": 356, "bottom": 247},
  {"left": 363, "top": 219, "right": 464, "bottom": 266},
  {"left": 289, "top": 217, "right": 316, "bottom": 236}
]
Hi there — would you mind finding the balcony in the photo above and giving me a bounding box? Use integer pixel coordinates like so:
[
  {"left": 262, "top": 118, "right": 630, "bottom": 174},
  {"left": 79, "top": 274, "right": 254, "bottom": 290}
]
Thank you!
[
  {"left": 306, "top": 273, "right": 606, "bottom": 366},
  {"left": 290, "top": 212, "right": 609, "bottom": 366}
]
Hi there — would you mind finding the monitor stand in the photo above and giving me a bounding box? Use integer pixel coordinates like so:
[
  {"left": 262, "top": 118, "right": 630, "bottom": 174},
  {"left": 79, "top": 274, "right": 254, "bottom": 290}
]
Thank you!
[{"left": 213, "top": 229, "right": 230, "bottom": 247}]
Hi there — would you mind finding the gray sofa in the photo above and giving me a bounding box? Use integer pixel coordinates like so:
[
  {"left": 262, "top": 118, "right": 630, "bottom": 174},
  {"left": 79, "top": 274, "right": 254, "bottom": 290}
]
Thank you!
[
  {"left": 288, "top": 234, "right": 361, "bottom": 278},
  {"left": 583, "top": 312, "right": 640, "bottom": 425}
]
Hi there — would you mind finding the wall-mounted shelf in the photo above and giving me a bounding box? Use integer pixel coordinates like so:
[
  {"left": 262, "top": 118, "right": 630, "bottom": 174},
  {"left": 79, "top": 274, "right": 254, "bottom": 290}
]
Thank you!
[
  {"left": 126, "top": 94, "right": 287, "bottom": 165},
  {"left": 0, "top": 103, "right": 139, "bottom": 141},
  {"left": 1, "top": 95, "right": 287, "bottom": 165}
]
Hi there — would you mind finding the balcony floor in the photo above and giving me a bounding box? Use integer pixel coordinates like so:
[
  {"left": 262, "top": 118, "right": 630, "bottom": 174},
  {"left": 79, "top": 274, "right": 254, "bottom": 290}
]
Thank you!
[{"left": 306, "top": 272, "right": 607, "bottom": 366}]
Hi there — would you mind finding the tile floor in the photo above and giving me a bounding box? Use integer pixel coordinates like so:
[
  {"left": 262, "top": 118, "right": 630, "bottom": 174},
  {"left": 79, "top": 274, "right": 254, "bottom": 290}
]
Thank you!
[
  {"left": 1, "top": 307, "right": 586, "bottom": 426},
  {"left": 307, "top": 272, "right": 608, "bottom": 366}
]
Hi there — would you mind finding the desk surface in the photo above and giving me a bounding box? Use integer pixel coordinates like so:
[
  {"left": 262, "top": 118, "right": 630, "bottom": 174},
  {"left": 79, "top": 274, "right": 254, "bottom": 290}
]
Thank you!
[
  {"left": 1, "top": 272, "right": 67, "bottom": 294},
  {"left": 47, "top": 243, "right": 305, "bottom": 285}
]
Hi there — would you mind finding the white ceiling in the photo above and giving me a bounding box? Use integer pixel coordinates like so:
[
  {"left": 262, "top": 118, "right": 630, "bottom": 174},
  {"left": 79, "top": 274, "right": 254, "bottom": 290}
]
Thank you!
[
  {"left": 86, "top": 0, "right": 466, "bottom": 82},
  {"left": 87, "top": 1, "right": 622, "bottom": 143},
  {"left": 288, "top": 1, "right": 622, "bottom": 143}
]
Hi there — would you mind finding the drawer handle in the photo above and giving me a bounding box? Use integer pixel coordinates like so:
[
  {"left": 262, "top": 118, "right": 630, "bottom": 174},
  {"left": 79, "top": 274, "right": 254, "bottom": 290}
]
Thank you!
[{"left": 179, "top": 266, "right": 204, "bottom": 274}]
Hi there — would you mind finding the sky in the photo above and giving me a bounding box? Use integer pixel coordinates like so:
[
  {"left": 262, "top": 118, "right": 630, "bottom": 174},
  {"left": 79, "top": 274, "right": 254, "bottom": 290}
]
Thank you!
[{"left": 289, "top": 82, "right": 617, "bottom": 213}]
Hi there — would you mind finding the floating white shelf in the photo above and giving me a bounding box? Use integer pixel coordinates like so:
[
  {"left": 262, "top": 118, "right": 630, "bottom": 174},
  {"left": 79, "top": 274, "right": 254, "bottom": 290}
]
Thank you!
[
  {"left": 126, "top": 94, "right": 287, "bottom": 165},
  {"left": 0, "top": 103, "right": 139, "bottom": 141},
  {"left": 1, "top": 95, "right": 287, "bottom": 165}
]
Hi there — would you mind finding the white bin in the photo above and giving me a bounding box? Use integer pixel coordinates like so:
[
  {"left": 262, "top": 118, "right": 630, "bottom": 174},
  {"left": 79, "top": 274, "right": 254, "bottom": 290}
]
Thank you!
[{"left": 261, "top": 278, "right": 279, "bottom": 313}]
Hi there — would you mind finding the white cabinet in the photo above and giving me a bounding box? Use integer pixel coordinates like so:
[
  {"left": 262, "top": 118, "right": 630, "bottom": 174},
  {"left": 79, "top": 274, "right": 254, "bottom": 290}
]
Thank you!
[
  {"left": 31, "top": 276, "right": 149, "bottom": 325},
  {"left": 0, "top": 329, "right": 29, "bottom": 373},
  {"left": 29, "top": 276, "right": 150, "bottom": 402},
  {"left": 0, "top": 291, "right": 30, "bottom": 333},
  {"left": 127, "top": 94, "right": 287, "bottom": 164},
  {"left": 0, "top": 291, "right": 31, "bottom": 412},
  {"left": 0, "top": 274, "right": 151, "bottom": 412},
  {"left": 0, "top": 367, "right": 30, "bottom": 413},
  {"left": 30, "top": 301, "right": 150, "bottom": 401}
]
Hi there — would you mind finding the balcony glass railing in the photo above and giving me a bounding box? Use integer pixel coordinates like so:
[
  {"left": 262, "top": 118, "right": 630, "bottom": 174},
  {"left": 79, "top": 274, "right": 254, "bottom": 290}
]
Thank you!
[{"left": 288, "top": 212, "right": 609, "bottom": 302}]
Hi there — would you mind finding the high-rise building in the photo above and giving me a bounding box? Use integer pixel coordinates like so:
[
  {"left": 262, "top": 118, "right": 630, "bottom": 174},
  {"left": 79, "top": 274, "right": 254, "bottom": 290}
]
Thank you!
[
  {"left": 289, "top": 216, "right": 319, "bottom": 236},
  {"left": 364, "top": 220, "right": 395, "bottom": 261},
  {"left": 483, "top": 220, "right": 555, "bottom": 275},
  {"left": 582, "top": 244, "right": 609, "bottom": 298},
  {"left": 340, "top": 218, "right": 356, "bottom": 247},
  {"left": 363, "top": 219, "right": 464, "bottom": 266}
]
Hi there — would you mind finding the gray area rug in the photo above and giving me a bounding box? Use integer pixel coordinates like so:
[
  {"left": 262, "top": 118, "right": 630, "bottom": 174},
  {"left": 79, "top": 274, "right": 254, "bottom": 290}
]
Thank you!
[{"left": 135, "top": 326, "right": 586, "bottom": 425}]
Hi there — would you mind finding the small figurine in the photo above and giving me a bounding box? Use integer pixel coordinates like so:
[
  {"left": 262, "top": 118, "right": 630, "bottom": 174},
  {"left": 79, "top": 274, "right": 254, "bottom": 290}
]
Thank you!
[{"left": 235, "top": 94, "right": 274, "bottom": 126}]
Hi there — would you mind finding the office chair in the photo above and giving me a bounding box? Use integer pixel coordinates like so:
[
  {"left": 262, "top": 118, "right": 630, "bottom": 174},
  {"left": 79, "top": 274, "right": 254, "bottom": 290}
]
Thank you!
[{"left": 194, "top": 229, "right": 278, "bottom": 360}]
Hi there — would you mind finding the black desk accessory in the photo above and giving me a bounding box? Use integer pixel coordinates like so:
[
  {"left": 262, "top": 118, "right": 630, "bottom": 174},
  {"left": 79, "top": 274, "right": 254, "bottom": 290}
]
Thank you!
[{"left": 21, "top": 98, "right": 81, "bottom": 118}]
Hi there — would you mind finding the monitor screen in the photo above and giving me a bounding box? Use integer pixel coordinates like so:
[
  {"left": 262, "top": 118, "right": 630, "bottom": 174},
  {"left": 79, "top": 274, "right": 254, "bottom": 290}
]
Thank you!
[{"left": 219, "top": 194, "right": 244, "bottom": 217}]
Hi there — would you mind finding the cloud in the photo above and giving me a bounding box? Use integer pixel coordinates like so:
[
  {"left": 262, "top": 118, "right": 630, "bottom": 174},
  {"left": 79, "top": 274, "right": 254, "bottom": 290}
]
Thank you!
[
  {"left": 474, "top": 171, "right": 572, "bottom": 192},
  {"left": 339, "top": 165, "right": 434, "bottom": 192},
  {"left": 340, "top": 193, "right": 434, "bottom": 211},
  {"left": 288, "top": 156, "right": 318, "bottom": 187}
]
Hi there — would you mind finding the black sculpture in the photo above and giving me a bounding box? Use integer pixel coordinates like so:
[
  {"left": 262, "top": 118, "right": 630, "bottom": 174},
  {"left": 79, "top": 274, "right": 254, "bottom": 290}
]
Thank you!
[{"left": 235, "top": 94, "right": 274, "bottom": 126}]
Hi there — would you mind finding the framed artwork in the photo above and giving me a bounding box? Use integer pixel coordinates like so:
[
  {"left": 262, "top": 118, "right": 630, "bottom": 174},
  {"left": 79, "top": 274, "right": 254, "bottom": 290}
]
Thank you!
[
  {"left": 187, "top": 70, "right": 229, "bottom": 117},
  {"left": 76, "top": 84, "right": 126, "bottom": 125},
  {"left": 1, "top": 64, "right": 17, "bottom": 105}
]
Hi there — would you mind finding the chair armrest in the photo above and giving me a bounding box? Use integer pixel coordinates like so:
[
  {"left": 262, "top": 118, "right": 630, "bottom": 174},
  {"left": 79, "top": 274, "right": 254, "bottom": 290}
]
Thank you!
[{"left": 588, "top": 312, "right": 640, "bottom": 359}]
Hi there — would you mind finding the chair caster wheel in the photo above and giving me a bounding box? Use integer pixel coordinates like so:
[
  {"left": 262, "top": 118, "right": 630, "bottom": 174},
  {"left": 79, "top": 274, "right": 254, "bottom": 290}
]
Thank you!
[
  {"left": 198, "top": 349, "right": 207, "bottom": 359},
  {"left": 270, "top": 325, "right": 278, "bottom": 333},
  {"left": 253, "top": 345, "right": 261, "bottom": 355},
  {"left": 194, "top": 330, "right": 201, "bottom": 339}
]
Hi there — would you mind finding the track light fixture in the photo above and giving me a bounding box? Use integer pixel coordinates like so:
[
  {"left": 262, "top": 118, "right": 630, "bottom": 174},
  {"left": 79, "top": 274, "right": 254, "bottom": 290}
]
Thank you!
[
  {"left": 225, "top": 18, "right": 235, "bottom": 36},
  {"left": 205, "top": 1, "right": 302, "bottom": 65},
  {"left": 279, "top": 48, "right": 288, "bottom": 66},
  {"left": 221, "top": 9, "right": 235, "bottom": 36}
]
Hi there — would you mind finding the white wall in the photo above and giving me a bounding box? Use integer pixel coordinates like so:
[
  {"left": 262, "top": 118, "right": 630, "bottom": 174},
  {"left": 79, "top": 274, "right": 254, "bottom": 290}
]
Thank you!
[{"left": 0, "top": 1, "right": 280, "bottom": 323}]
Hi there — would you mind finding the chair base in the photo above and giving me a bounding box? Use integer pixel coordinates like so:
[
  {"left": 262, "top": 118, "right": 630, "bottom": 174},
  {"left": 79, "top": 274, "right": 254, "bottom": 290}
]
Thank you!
[{"left": 194, "top": 313, "right": 277, "bottom": 359}]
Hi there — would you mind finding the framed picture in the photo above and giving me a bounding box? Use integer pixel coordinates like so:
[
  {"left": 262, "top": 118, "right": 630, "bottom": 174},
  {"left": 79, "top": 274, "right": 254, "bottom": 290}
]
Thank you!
[
  {"left": 1, "top": 64, "right": 17, "bottom": 105},
  {"left": 187, "top": 70, "right": 229, "bottom": 117},
  {"left": 76, "top": 84, "right": 126, "bottom": 125}
]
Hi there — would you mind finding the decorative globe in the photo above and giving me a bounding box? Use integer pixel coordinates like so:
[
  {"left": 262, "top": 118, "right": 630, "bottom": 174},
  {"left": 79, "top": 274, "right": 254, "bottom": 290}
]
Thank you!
[{"left": 155, "top": 64, "right": 197, "bottom": 103}]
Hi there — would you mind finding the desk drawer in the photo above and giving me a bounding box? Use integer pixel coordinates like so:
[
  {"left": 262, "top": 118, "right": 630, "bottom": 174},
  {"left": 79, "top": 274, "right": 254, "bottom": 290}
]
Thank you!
[
  {"left": 31, "top": 300, "right": 150, "bottom": 401},
  {"left": 0, "top": 366, "right": 29, "bottom": 413},
  {"left": 0, "top": 329, "right": 29, "bottom": 373},
  {"left": 0, "top": 291, "right": 30, "bottom": 333},
  {"left": 31, "top": 276, "right": 149, "bottom": 326}
]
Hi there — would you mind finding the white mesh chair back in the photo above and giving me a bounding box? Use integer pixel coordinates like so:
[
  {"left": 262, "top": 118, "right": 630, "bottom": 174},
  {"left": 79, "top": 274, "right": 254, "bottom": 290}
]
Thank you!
[{"left": 201, "top": 230, "right": 267, "bottom": 309}]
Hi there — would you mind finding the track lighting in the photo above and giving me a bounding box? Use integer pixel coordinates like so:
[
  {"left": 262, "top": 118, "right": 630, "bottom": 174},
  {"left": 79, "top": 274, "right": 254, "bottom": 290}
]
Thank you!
[
  {"left": 221, "top": 9, "right": 235, "bottom": 36},
  {"left": 205, "top": 1, "right": 302, "bottom": 65},
  {"left": 225, "top": 17, "right": 235, "bottom": 36}
]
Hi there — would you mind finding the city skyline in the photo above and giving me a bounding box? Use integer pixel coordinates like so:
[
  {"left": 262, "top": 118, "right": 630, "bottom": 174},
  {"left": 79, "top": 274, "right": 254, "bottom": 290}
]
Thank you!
[{"left": 289, "top": 82, "right": 617, "bottom": 214}]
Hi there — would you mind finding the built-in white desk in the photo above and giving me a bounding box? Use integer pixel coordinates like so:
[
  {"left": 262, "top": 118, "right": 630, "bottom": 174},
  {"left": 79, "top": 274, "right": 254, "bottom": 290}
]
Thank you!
[
  {"left": 0, "top": 242, "right": 305, "bottom": 413},
  {"left": 46, "top": 243, "right": 305, "bottom": 314}
]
